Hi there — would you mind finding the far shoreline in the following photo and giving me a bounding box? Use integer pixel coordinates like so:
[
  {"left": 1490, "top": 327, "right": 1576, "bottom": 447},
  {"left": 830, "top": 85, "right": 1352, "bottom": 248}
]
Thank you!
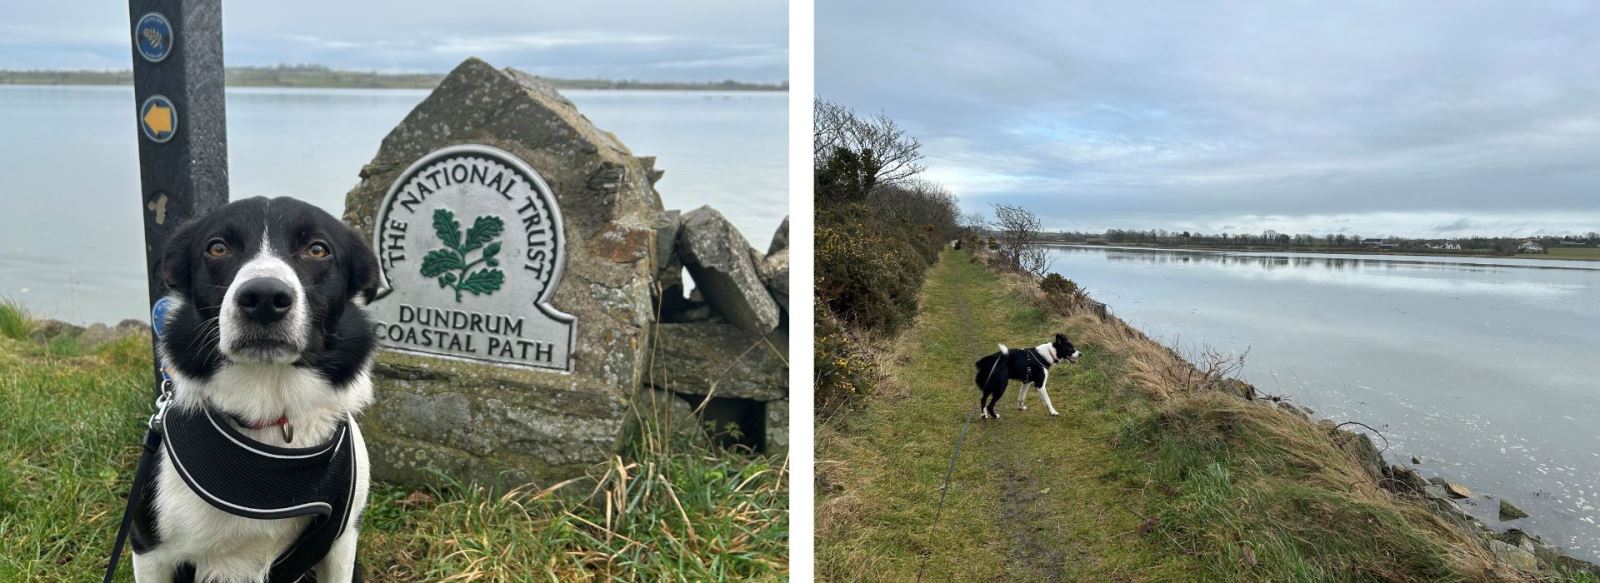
[
  {"left": 1037, "top": 240, "right": 1600, "bottom": 263},
  {"left": 0, "top": 68, "right": 788, "bottom": 92}
]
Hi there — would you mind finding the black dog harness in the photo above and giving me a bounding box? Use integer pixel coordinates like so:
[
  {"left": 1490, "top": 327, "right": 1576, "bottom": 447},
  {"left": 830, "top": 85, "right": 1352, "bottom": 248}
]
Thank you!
[
  {"left": 129, "top": 404, "right": 358, "bottom": 582},
  {"left": 105, "top": 293, "right": 357, "bottom": 583}
]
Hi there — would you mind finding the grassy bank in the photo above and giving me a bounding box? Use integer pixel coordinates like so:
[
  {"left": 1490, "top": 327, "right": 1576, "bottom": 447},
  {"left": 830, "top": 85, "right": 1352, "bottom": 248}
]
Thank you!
[
  {"left": 816, "top": 249, "right": 1587, "bottom": 581},
  {"left": 0, "top": 302, "right": 786, "bottom": 581}
]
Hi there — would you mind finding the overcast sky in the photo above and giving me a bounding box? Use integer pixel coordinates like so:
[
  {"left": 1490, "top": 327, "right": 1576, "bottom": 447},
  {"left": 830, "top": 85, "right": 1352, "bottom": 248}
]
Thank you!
[
  {"left": 819, "top": 1, "right": 1600, "bottom": 237},
  {"left": 1, "top": 0, "right": 786, "bottom": 82}
]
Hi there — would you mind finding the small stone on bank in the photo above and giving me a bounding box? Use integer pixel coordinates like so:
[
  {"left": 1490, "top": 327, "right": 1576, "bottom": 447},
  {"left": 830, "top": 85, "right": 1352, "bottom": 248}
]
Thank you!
[
  {"left": 1488, "top": 540, "right": 1538, "bottom": 571},
  {"left": 1499, "top": 498, "right": 1529, "bottom": 521},
  {"left": 1445, "top": 482, "right": 1472, "bottom": 499}
]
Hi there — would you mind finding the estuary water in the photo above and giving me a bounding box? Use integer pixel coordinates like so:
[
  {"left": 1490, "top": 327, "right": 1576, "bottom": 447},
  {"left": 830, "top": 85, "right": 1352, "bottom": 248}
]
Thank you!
[
  {"left": 1043, "top": 244, "right": 1600, "bottom": 559},
  {"left": 0, "top": 85, "right": 786, "bottom": 324}
]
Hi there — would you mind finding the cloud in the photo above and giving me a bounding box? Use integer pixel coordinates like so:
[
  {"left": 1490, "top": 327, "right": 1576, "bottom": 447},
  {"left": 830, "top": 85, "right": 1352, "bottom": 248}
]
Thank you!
[
  {"left": 429, "top": 32, "right": 682, "bottom": 53},
  {"left": 3, "top": 0, "right": 787, "bottom": 81},
  {"left": 1433, "top": 218, "right": 1479, "bottom": 232},
  {"left": 819, "top": 0, "right": 1600, "bottom": 235}
]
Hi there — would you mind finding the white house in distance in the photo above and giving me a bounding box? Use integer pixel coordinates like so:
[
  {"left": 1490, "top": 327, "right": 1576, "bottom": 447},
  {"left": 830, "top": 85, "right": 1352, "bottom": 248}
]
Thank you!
[{"left": 1518, "top": 240, "right": 1546, "bottom": 253}]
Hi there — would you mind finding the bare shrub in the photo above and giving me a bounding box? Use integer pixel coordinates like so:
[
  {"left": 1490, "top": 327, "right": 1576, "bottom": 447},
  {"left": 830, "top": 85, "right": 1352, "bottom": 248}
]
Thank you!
[
  {"left": 814, "top": 98, "right": 925, "bottom": 193},
  {"left": 991, "top": 203, "right": 1052, "bottom": 277}
]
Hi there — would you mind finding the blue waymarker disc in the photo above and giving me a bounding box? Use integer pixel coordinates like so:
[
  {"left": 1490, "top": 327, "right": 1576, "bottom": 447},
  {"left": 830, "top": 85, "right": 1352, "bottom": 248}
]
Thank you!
[
  {"left": 152, "top": 296, "right": 175, "bottom": 338},
  {"left": 134, "top": 13, "right": 174, "bottom": 63}
]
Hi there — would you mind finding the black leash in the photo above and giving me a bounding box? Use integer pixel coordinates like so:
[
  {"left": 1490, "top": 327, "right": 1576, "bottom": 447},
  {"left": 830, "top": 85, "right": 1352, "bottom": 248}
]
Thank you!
[
  {"left": 105, "top": 298, "right": 176, "bottom": 583},
  {"left": 915, "top": 355, "right": 1001, "bottom": 582},
  {"left": 104, "top": 380, "right": 173, "bottom": 583},
  {"left": 104, "top": 429, "right": 162, "bottom": 582},
  {"left": 915, "top": 406, "right": 978, "bottom": 583}
]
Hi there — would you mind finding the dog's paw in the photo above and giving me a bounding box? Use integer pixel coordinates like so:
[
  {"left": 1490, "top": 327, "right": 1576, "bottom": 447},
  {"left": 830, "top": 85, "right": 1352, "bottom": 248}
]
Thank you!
[
  {"left": 1049, "top": 411, "right": 1061, "bottom": 417},
  {"left": 1017, "top": 404, "right": 1027, "bottom": 410}
]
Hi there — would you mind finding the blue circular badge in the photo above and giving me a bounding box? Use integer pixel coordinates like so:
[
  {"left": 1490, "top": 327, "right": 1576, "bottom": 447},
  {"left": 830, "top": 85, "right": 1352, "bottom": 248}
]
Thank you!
[
  {"left": 140, "top": 95, "right": 177, "bottom": 143},
  {"left": 134, "top": 13, "right": 174, "bottom": 63}
]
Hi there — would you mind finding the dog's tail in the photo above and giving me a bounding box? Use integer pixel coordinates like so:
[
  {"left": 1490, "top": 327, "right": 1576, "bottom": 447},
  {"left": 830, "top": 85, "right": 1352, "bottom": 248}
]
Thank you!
[{"left": 997, "top": 343, "right": 1009, "bottom": 355}]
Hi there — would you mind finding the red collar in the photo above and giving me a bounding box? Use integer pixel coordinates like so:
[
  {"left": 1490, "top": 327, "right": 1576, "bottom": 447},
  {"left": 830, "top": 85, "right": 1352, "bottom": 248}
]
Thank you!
[{"left": 227, "top": 413, "right": 290, "bottom": 430}]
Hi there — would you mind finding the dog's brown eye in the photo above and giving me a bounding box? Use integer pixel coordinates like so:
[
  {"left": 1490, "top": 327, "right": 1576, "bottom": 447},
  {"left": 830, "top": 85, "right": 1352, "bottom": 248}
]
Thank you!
[
  {"left": 304, "top": 241, "right": 331, "bottom": 260},
  {"left": 206, "top": 239, "right": 229, "bottom": 257}
]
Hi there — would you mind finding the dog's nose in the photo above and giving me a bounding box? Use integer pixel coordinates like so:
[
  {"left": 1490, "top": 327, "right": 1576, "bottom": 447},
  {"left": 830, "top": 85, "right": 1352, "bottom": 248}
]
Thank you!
[{"left": 235, "top": 278, "right": 294, "bottom": 324}]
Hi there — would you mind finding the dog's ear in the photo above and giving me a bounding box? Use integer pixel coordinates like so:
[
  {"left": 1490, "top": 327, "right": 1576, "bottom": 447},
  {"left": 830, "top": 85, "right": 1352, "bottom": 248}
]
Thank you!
[
  {"left": 160, "top": 220, "right": 199, "bottom": 295},
  {"left": 1055, "top": 333, "right": 1068, "bottom": 344},
  {"left": 339, "top": 223, "right": 380, "bottom": 303}
]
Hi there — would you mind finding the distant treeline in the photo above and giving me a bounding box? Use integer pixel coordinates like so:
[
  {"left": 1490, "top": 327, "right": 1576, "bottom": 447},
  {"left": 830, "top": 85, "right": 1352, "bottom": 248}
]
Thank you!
[
  {"left": 0, "top": 64, "right": 788, "bottom": 91},
  {"left": 1031, "top": 228, "right": 1600, "bottom": 256}
]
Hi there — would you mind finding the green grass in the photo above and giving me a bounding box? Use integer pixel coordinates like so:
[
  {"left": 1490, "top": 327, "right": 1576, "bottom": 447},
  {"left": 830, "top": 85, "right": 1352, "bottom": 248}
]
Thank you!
[
  {"left": 0, "top": 299, "right": 30, "bottom": 341},
  {"left": 0, "top": 326, "right": 786, "bottom": 581},
  {"left": 1541, "top": 247, "right": 1600, "bottom": 260},
  {"left": 817, "top": 249, "right": 1526, "bottom": 581},
  {"left": 816, "top": 251, "right": 1197, "bottom": 580}
]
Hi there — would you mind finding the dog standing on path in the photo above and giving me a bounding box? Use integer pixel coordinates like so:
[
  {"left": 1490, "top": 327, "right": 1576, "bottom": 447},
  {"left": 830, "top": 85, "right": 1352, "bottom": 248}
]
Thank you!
[{"left": 973, "top": 333, "right": 1080, "bottom": 420}]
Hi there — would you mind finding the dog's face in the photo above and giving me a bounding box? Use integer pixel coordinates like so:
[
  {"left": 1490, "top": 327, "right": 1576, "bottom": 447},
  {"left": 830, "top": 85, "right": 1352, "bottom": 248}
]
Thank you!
[
  {"left": 1053, "top": 333, "right": 1080, "bottom": 364},
  {"left": 160, "top": 196, "right": 378, "bottom": 385}
]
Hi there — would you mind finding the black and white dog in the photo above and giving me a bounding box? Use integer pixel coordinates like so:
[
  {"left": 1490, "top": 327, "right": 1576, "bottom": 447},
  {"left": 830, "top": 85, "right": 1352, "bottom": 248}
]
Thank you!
[
  {"left": 973, "top": 333, "right": 1081, "bottom": 420},
  {"left": 131, "top": 197, "right": 378, "bottom": 582}
]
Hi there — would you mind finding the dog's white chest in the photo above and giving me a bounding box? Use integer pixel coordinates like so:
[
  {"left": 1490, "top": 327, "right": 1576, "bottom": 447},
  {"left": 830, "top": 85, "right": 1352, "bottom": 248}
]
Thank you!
[{"left": 144, "top": 453, "right": 312, "bottom": 578}]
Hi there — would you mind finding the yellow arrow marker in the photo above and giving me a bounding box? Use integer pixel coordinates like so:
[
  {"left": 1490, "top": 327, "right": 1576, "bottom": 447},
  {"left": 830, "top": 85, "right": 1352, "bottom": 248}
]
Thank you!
[{"left": 144, "top": 103, "right": 173, "bottom": 134}]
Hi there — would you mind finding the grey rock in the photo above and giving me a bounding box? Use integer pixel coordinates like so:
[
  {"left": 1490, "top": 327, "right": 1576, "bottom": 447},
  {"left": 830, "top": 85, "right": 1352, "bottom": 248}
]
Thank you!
[
  {"left": 1219, "top": 378, "right": 1256, "bottom": 401},
  {"left": 652, "top": 210, "right": 688, "bottom": 315},
  {"left": 653, "top": 209, "right": 682, "bottom": 273},
  {"left": 27, "top": 318, "right": 149, "bottom": 349},
  {"left": 668, "top": 303, "right": 714, "bottom": 323},
  {"left": 1498, "top": 498, "right": 1529, "bottom": 521},
  {"left": 29, "top": 319, "right": 82, "bottom": 343},
  {"left": 767, "top": 216, "right": 789, "bottom": 255},
  {"left": 637, "top": 155, "right": 665, "bottom": 186},
  {"left": 759, "top": 248, "right": 789, "bottom": 311},
  {"left": 1499, "top": 529, "right": 1537, "bottom": 552},
  {"left": 1382, "top": 464, "right": 1427, "bottom": 494},
  {"left": 1428, "top": 476, "right": 1449, "bottom": 488},
  {"left": 678, "top": 206, "right": 780, "bottom": 333},
  {"left": 1424, "top": 485, "right": 1449, "bottom": 501},
  {"left": 1529, "top": 537, "right": 1600, "bottom": 577},
  {"left": 650, "top": 322, "right": 787, "bottom": 402},
  {"left": 766, "top": 399, "right": 788, "bottom": 451},
  {"left": 1412, "top": 455, "right": 1422, "bottom": 464},
  {"left": 1489, "top": 540, "right": 1538, "bottom": 571},
  {"left": 79, "top": 320, "right": 149, "bottom": 349},
  {"left": 343, "top": 57, "right": 661, "bottom": 490},
  {"left": 1333, "top": 430, "right": 1383, "bottom": 480},
  {"left": 638, "top": 388, "right": 705, "bottom": 440}
]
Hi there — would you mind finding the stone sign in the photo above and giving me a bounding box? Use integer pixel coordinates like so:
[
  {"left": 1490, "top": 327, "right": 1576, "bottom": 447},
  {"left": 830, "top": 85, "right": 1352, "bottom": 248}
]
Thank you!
[
  {"left": 368, "top": 145, "right": 575, "bottom": 372},
  {"left": 342, "top": 57, "right": 789, "bottom": 489},
  {"left": 344, "top": 58, "right": 662, "bottom": 488}
]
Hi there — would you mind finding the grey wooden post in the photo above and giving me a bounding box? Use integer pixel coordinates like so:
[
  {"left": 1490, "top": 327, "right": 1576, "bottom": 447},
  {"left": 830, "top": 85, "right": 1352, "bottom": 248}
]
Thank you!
[{"left": 128, "top": 0, "right": 229, "bottom": 388}]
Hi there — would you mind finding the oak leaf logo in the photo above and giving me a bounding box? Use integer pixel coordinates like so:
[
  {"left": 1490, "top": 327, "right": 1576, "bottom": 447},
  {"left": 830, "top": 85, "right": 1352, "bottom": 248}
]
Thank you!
[{"left": 419, "top": 208, "right": 504, "bottom": 302}]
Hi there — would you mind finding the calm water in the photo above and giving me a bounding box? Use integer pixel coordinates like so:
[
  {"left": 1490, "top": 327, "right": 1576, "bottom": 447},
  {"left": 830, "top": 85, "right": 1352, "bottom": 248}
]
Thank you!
[
  {"left": 0, "top": 85, "right": 786, "bottom": 324},
  {"left": 1045, "top": 244, "right": 1600, "bottom": 559}
]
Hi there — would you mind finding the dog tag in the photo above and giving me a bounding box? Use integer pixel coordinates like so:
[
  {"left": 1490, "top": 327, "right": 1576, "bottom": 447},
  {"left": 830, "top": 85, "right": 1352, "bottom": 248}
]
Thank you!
[{"left": 281, "top": 423, "right": 294, "bottom": 444}]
